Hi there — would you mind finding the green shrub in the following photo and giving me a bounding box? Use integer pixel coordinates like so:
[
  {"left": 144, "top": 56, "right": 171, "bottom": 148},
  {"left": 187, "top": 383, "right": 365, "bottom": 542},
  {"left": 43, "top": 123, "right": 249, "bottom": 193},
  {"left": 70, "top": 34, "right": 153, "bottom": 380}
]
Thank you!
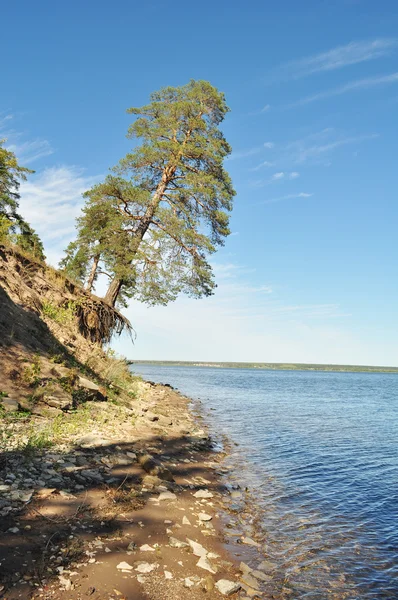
[{"left": 42, "top": 300, "right": 78, "bottom": 325}]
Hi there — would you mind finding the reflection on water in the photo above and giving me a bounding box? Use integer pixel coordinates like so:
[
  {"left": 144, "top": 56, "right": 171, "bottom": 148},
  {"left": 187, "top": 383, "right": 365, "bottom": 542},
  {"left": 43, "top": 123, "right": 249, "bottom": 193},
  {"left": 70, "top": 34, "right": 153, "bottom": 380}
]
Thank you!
[{"left": 131, "top": 365, "right": 398, "bottom": 598}]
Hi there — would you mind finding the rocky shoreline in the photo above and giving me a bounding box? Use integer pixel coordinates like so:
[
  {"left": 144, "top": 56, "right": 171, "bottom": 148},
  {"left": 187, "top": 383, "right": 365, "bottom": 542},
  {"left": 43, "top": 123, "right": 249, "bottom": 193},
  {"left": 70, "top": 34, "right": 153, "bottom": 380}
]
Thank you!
[{"left": 0, "top": 379, "right": 273, "bottom": 599}]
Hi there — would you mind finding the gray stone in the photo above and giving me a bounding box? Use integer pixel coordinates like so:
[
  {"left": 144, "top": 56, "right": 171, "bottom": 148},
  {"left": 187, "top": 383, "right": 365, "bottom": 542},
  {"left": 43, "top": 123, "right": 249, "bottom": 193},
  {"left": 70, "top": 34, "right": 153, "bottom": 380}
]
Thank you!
[
  {"left": 193, "top": 489, "right": 213, "bottom": 499},
  {"left": 1, "top": 398, "right": 19, "bottom": 412},
  {"left": 158, "top": 491, "right": 176, "bottom": 501},
  {"left": 215, "top": 579, "right": 241, "bottom": 596},
  {"left": 196, "top": 555, "right": 217, "bottom": 574},
  {"left": 240, "top": 573, "right": 261, "bottom": 590},
  {"left": 169, "top": 537, "right": 188, "bottom": 549}
]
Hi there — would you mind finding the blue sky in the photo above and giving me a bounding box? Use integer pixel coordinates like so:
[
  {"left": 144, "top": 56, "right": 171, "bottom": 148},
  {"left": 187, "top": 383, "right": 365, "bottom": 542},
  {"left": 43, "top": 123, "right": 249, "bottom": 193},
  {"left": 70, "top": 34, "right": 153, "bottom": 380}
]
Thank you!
[{"left": 2, "top": 0, "right": 398, "bottom": 366}]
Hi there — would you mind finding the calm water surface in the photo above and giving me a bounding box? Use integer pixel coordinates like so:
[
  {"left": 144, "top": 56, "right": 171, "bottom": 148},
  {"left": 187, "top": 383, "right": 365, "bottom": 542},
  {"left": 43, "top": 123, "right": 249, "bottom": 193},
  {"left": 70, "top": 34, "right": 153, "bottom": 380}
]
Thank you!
[{"left": 131, "top": 365, "right": 398, "bottom": 599}]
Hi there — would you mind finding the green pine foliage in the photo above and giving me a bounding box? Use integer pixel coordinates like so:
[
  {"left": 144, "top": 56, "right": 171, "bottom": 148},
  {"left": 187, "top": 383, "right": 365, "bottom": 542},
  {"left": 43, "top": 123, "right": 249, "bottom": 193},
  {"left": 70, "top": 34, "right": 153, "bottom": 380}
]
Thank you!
[
  {"left": 0, "top": 139, "right": 45, "bottom": 260},
  {"left": 63, "top": 80, "right": 236, "bottom": 307}
]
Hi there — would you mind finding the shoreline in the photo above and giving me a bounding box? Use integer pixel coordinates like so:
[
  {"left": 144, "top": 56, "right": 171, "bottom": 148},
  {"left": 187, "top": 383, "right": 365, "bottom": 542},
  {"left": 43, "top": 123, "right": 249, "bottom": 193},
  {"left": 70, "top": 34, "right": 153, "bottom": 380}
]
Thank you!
[{"left": 0, "top": 379, "right": 270, "bottom": 599}]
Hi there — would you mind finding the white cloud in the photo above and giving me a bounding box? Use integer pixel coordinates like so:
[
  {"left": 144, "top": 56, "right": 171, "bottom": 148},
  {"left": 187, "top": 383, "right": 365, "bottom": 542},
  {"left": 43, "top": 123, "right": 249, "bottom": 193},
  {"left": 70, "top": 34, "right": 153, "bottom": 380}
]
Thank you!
[
  {"left": 272, "top": 172, "right": 285, "bottom": 180},
  {"left": 250, "top": 160, "right": 274, "bottom": 172},
  {"left": 289, "top": 171, "right": 300, "bottom": 179},
  {"left": 286, "top": 131, "right": 379, "bottom": 164},
  {"left": 273, "top": 39, "right": 397, "bottom": 81},
  {"left": 1, "top": 114, "right": 54, "bottom": 164},
  {"left": 261, "top": 192, "right": 313, "bottom": 205},
  {"left": 227, "top": 146, "right": 263, "bottom": 161},
  {"left": 290, "top": 72, "right": 398, "bottom": 107},
  {"left": 248, "top": 104, "right": 271, "bottom": 116},
  {"left": 263, "top": 142, "right": 274, "bottom": 148},
  {"left": 19, "top": 166, "right": 101, "bottom": 265},
  {"left": 7, "top": 138, "right": 54, "bottom": 164}
]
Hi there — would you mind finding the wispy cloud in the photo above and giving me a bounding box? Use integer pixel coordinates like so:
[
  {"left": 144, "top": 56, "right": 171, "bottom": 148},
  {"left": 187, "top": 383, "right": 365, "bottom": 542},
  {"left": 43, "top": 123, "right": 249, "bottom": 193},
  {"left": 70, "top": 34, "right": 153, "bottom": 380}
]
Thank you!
[
  {"left": 227, "top": 146, "right": 263, "bottom": 161},
  {"left": 289, "top": 171, "right": 300, "bottom": 179},
  {"left": 19, "top": 166, "right": 101, "bottom": 265},
  {"left": 285, "top": 130, "right": 379, "bottom": 163},
  {"left": 272, "top": 171, "right": 285, "bottom": 180},
  {"left": 7, "top": 138, "right": 54, "bottom": 164},
  {"left": 250, "top": 160, "right": 274, "bottom": 172},
  {"left": 248, "top": 104, "right": 271, "bottom": 116},
  {"left": 261, "top": 192, "right": 313, "bottom": 205},
  {"left": 264, "top": 141, "right": 274, "bottom": 148},
  {"left": 290, "top": 72, "right": 398, "bottom": 107},
  {"left": 273, "top": 38, "right": 397, "bottom": 81},
  {"left": 1, "top": 113, "right": 54, "bottom": 164}
]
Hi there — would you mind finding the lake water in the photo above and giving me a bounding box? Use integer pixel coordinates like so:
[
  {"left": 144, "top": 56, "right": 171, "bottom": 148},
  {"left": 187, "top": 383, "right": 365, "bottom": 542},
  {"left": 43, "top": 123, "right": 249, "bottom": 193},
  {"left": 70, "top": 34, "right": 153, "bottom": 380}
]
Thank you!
[{"left": 131, "top": 365, "right": 398, "bottom": 599}]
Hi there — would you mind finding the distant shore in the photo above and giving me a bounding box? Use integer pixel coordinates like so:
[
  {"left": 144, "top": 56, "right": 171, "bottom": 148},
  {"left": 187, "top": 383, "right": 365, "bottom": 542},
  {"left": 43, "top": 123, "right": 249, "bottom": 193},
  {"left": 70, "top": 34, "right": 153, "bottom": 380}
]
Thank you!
[{"left": 129, "top": 360, "right": 398, "bottom": 374}]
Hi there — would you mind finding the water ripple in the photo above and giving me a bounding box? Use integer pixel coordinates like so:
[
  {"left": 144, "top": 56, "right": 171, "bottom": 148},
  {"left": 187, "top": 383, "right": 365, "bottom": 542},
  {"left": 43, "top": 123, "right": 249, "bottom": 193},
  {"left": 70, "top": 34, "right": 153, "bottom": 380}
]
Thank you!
[{"left": 132, "top": 366, "right": 398, "bottom": 598}]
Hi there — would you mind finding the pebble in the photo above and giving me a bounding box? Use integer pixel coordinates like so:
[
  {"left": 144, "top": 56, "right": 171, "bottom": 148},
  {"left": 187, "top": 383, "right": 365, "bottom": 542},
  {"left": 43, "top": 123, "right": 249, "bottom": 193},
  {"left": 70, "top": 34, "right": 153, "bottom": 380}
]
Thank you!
[
  {"left": 169, "top": 537, "right": 188, "bottom": 549},
  {"left": 116, "top": 562, "right": 133, "bottom": 571},
  {"left": 164, "top": 571, "right": 173, "bottom": 580},
  {"left": 135, "top": 562, "right": 158, "bottom": 574},
  {"left": 241, "top": 536, "right": 260, "bottom": 547},
  {"left": 139, "top": 544, "right": 155, "bottom": 552},
  {"left": 198, "top": 513, "right": 212, "bottom": 521},
  {"left": 215, "top": 579, "right": 242, "bottom": 596},
  {"left": 194, "top": 489, "right": 213, "bottom": 499},
  {"left": 187, "top": 538, "right": 207, "bottom": 558},
  {"left": 158, "top": 491, "right": 177, "bottom": 501},
  {"left": 197, "top": 555, "right": 217, "bottom": 574}
]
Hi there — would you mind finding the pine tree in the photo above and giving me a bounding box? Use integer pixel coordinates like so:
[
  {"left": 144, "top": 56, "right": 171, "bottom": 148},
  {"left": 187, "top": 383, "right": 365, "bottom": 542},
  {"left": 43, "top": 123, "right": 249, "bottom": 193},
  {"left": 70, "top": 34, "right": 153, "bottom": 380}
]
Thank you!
[
  {"left": 99, "top": 80, "right": 235, "bottom": 306},
  {"left": 0, "top": 139, "right": 45, "bottom": 260}
]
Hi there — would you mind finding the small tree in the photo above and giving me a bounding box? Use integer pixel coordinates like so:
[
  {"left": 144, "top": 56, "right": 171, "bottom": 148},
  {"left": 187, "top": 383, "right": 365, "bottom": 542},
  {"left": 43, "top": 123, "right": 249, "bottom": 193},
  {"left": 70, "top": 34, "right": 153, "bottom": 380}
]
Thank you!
[
  {"left": 0, "top": 139, "right": 45, "bottom": 260},
  {"left": 99, "top": 80, "right": 235, "bottom": 306}
]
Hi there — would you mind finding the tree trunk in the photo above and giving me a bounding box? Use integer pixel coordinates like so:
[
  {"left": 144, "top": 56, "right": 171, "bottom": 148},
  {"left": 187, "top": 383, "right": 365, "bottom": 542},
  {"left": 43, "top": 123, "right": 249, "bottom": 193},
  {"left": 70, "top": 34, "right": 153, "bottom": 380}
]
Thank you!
[
  {"left": 103, "top": 170, "right": 174, "bottom": 307},
  {"left": 104, "top": 277, "right": 124, "bottom": 306},
  {"left": 86, "top": 253, "right": 100, "bottom": 292}
]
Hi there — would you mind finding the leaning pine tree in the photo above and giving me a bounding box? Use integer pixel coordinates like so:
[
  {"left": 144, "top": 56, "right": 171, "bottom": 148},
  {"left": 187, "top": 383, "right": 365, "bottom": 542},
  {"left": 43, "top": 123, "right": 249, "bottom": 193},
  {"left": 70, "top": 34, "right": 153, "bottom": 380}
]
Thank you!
[{"left": 96, "top": 79, "right": 236, "bottom": 307}]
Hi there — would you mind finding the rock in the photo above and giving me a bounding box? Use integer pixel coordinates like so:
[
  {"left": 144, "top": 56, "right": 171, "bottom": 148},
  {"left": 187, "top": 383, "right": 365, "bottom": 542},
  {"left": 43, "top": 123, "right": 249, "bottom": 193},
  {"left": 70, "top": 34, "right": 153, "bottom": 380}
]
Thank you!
[
  {"left": 169, "top": 537, "right": 189, "bottom": 549},
  {"left": 196, "top": 555, "right": 217, "bottom": 574},
  {"left": 164, "top": 571, "right": 173, "bottom": 580},
  {"left": 194, "top": 489, "right": 213, "bottom": 499},
  {"left": 241, "top": 573, "right": 261, "bottom": 590},
  {"left": 80, "top": 470, "right": 103, "bottom": 482},
  {"left": 158, "top": 491, "right": 177, "bottom": 501},
  {"left": 257, "top": 560, "right": 276, "bottom": 573},
  {"left": 135, "top": 562, "right": 158, "bottom": 573},
  {"left": 187, "top": 539, "right": 207, "bottom": 558},
  {"left": 117, "top": 561, "right": 133, "bottom": 571},
  {"left": 215, "top": 579, "right": 241, "bottom": 596},
  {"left": 184, "top": 577, "right": 195, "bottom": 588},
  {"left": 142, "top": 475, "right": 162, "bottom": 488},
  {"left": 251, "top": 570, "right": 272, "bottom": 582},
  {"left": 146, "top": 412, "right": 159, "bottom": 422},
  {"left": 77, "top": 377, "right": 107, "bottom": 402},
  {"left": 182, "top": 516, "right": 191, "bottom": 525},
  {"left": 1, "top": 398, "right": 19, "bottom": 412},
  {"left": 198, "top": 513, "right": 212, "bottom": 521},
  {"left": 139, "top": 544, "right": 155, "bottom": 552},
  {"left": 58, "top": 575, "right": 72, "bottom": 590},
  {"left": 241, "top": 536, "right": 260, "bottom": 547},
  {"left": 78, "top": 377, "right": 99, "bottom": 391},
  {"left": 8, "top": 527, "right": 19, "bottom": 534},
  {"left": 78, "top": 434, "right": 112, "bottom": 448},
  {"left": 138, "top": 454, "right": 174, "bottom": 482}
]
